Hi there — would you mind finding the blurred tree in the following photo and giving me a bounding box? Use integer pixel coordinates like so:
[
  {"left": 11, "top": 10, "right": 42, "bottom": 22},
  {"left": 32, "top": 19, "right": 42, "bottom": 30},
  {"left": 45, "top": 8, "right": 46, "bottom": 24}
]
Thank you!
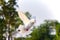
[
  {"left": 26, "top": 20, "right": 60, "bottom": 40},
  {"left": 56, "top": 23, "right": 60, "bottom": 40},
  {"left": 0, "top": 0, "right": 23, "bottom": 40}
]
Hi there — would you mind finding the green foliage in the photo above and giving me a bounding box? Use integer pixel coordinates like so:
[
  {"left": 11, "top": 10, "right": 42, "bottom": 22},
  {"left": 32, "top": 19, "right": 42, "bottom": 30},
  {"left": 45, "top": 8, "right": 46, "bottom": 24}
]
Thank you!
[
  {"left": 0, "top": 0, "right": 23, "bottom": 40},
  {"left": 26, "top": 20, "right": 60, "bottom": 40}
]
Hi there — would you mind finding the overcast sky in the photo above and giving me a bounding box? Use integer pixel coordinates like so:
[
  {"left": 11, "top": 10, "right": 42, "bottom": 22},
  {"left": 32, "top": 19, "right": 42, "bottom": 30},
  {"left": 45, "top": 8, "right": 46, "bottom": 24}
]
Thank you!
[{"left": 16, "top": 0, "right": 60, "bottom": 25}]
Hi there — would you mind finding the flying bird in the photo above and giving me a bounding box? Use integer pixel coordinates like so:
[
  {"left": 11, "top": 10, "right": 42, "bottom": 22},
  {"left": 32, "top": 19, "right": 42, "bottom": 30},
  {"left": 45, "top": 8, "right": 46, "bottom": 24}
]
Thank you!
[
  {"left": 12, "top": 11, "right": 36, "bottom": 38},
  {"left": 17, "top": 11, "right": 36, "bottom": 32}
]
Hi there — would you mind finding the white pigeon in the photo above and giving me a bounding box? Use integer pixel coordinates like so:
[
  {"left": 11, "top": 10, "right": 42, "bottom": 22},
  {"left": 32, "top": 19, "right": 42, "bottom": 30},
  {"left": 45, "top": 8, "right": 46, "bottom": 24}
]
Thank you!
[
  {"left": 18, "top": 11, "right": 36, "bottom": 31},
  {"left": 12, "top": 11, "right": 36, "bottom": 38}
]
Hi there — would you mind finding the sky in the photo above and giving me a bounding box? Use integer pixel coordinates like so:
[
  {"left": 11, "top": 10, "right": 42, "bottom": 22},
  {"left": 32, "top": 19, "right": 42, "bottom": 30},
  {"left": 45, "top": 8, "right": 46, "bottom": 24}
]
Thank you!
[{"left": 16, "top": 0, "right": 60, "bottom": 25}]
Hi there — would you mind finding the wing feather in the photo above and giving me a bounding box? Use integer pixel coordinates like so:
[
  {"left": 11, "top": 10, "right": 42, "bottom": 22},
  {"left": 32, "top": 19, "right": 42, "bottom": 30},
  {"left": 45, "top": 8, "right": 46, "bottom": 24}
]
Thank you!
[{"left": 18, "top": 11, "right": 30, "bottom": 25}]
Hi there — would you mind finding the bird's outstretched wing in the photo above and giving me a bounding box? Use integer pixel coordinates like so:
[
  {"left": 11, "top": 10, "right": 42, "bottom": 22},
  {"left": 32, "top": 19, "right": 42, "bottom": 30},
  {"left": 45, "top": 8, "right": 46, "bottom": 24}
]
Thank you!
[
  {"left": 18, "top": 11, "right": 36, "bottom": 31},
  {"left": 18, "top": 11, "right": 30, "bottom": 25}
]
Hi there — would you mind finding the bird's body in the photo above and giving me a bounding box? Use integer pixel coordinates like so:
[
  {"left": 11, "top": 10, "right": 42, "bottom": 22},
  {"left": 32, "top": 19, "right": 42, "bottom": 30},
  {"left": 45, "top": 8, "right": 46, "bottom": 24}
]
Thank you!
[
  {"left": 18, "top": 11, "right": 35, "bottom": 31},
  {"left": 12, "top": 11, "right": 36, "bottom": 38}
]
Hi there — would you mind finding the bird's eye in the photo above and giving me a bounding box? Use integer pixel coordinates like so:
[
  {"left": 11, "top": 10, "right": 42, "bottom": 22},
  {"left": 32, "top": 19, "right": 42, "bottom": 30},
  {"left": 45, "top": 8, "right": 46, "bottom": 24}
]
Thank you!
[
  {"left": 18, "top": 30, "right": 20, "bottom": 31},
  {"left": 26, "top": 29, "right": 28, "bottom": 31}
]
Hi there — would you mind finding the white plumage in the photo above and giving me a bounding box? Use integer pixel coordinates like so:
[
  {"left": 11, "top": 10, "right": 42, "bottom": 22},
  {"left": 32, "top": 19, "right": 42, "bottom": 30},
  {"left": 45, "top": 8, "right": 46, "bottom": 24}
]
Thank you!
[
  {"left": 17, "top": 11, "right": 35, "bottom": 31},
  {"left": 12, "top": 11, "right": 36, "bottom": 38}
]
